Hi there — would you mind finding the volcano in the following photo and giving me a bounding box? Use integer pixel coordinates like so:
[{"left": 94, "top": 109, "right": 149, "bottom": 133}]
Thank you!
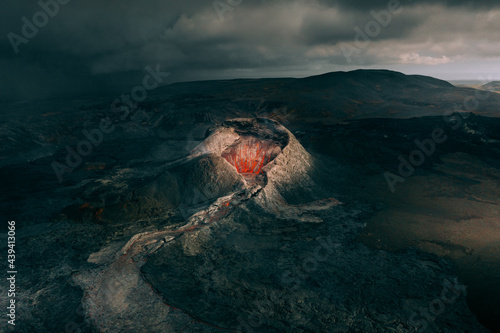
[
  {"left": 4, "top": 71, "right": 499, "bottom": 333},
  {"left": 187, "top": 118, "right": 292, "bottom": 189},
  {"left": 53, "top": 118, "right": 488, "bottom": 333},
  {"left": 217, "top": 119, "right": 287, "bottom": 178}
]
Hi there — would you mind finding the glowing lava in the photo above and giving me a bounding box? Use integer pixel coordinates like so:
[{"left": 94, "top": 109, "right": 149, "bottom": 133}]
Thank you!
[{"left": 222, "top": 137, "right": 278, "bottom": 175}]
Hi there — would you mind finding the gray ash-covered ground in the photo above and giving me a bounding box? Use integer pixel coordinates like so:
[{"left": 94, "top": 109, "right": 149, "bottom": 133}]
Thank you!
[{"left": 0, "top": 71, "right": 499, "bottom": 332}]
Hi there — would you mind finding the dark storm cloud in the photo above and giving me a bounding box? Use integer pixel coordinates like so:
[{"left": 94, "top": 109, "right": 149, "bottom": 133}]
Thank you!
[
  {"left": 324, "top": 0, "right": 500, "bottom": 10},
  {"left": 1, "top": 0, "right": 499, "bottom": 99},
  {"left": 298, "top": 7, "right": 424, "bottom": 45}
]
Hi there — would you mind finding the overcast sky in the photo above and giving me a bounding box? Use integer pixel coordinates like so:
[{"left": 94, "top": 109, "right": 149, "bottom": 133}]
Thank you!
[{"left": 1, "top": 0, "right": 499, "bottom": 100}]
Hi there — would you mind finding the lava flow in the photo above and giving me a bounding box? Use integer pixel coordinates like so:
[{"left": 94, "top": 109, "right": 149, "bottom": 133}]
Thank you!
[{"left": 221, "top": 137, "right": 278, "bottom": 175}]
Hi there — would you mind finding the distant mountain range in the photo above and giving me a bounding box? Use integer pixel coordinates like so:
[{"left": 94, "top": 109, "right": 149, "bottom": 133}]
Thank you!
[
  {"left": 145, "top": 69, "right": 500, "bottom": 126},
  {"left": 481, "top": 81, "right": 500, "bottom": 92}
]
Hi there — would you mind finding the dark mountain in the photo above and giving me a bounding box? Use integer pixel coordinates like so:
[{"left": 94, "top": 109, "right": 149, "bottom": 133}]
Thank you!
[
  {"left": 481, "top": 81, "right": 500, "bottom": 92},
  {"left": 147, "top": 69, "right": 500, "bottom": 124}
]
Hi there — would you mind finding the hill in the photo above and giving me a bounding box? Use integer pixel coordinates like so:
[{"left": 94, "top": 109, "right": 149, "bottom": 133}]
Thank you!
[
  {"left": 147, "top": 69, "right": 500, "bottom": 126},
  {"left": 481, "top": 81, "right": 500, "bottom": 92}
]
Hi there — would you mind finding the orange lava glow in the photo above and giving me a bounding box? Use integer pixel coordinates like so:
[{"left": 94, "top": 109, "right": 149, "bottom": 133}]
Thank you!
[
  {"left": 78, "top": 203, "right": 92, "bottom": 210},
  {"left": 223, "top": 141, "right": 271, "bottom": 174}
]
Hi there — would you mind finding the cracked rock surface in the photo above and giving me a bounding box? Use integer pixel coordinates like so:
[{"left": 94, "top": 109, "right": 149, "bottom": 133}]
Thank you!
[
  {"left": 1, "top": 98, "right": 497, "bottom": 332},
  {"left": 66, "top": 119, "right": 488, "bottom": 332}
]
